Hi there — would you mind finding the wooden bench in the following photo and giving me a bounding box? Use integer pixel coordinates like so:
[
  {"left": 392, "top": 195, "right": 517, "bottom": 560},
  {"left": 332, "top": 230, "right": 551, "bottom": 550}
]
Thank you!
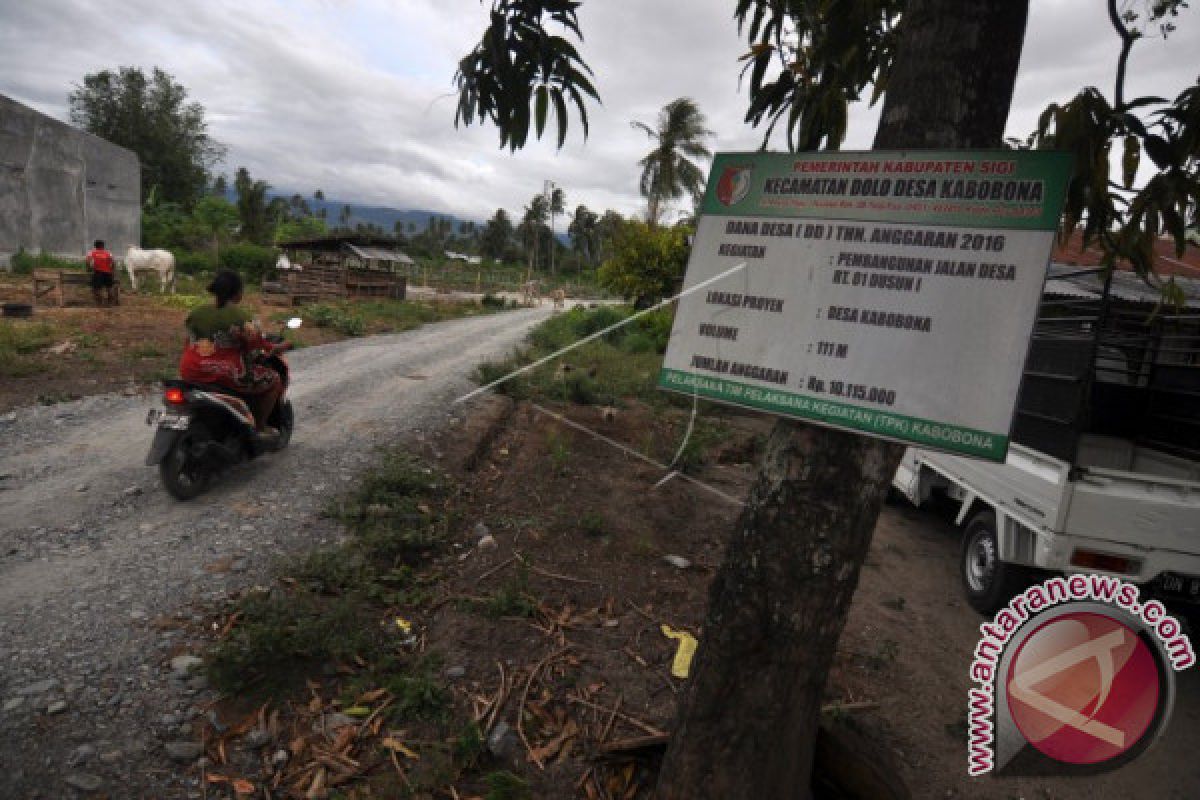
[{"left": 32, "top": 269, "right": 116, "bottom": 307}]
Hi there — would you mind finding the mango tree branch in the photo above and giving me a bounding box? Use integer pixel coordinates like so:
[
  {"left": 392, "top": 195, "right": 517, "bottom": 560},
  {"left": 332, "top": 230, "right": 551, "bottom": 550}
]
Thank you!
[{"left": 1108, "top": 0, "right": 1136, "bottom": 109}]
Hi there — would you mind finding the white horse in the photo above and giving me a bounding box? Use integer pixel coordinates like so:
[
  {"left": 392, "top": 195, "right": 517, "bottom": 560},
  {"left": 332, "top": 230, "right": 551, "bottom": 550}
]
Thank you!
[{"left": 125, "top": 246, "right": 176, "bottom": 293}]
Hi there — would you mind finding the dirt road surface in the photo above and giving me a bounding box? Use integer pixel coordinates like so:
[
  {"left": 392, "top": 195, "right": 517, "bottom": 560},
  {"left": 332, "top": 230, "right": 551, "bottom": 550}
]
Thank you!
[{"left": 0, "top": 309, "right": 549, "bottom": 798}]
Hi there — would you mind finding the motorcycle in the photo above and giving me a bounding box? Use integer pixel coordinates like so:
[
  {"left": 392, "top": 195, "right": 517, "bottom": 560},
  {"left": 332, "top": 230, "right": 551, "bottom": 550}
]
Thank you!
[{"left": 145, "top": 317, "right": 301, "bottom": 500}]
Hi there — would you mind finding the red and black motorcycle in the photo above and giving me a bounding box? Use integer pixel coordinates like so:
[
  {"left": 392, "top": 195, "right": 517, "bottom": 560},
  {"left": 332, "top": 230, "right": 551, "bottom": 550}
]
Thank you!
[{"left": 145, "top": 319, "right": 300, "bottom": 500}]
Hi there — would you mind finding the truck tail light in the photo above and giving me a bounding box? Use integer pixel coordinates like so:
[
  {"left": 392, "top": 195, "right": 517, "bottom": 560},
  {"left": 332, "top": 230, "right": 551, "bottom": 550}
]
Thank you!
[{"left": 1070, "top": 549, "right": 1135, "bottom": 574}]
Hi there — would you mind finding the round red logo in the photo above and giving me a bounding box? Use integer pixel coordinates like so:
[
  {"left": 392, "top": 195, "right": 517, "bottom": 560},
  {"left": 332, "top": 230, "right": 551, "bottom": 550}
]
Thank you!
[
  {"left": 1006, "top": 611, "right": 1161, "bottom": 765},
  {"left": 716, "top": 166, "right": 752, "bottom": 206}
]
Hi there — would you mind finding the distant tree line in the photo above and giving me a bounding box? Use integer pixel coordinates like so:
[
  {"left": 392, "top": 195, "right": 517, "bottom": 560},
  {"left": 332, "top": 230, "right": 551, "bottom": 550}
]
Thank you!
[{"left": 68, "top": 66, "right": 711, "bottom": 299}]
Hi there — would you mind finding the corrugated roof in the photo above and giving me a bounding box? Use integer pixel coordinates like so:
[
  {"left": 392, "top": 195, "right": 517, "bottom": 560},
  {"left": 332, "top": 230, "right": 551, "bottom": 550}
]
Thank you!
[
  {"left": 345, "top": 244, "right": 414, "bottom": 264},
  {"left": 1050, "top": 229, "right": 1200, "bottom": 279},
  {"left": 1045, "top": 262, "right": 1200, "bottom": 309}
]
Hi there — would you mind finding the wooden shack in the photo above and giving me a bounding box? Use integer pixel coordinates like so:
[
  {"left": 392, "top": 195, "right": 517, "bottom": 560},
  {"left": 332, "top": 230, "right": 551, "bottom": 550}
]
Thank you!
[{"left": 267, "top": 234, "right": 410, "bottom": 305}]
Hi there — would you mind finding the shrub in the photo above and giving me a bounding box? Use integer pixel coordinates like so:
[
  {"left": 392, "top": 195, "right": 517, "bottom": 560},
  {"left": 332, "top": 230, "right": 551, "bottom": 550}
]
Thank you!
[
  {"left": 597, "top": 220, "right": 691, "bottom": 303},
  {"left": 173, "top": 250, "right": 212, "bottom": 275},
  {"left": 621, "top": 331, "right": 657, "bottom": 354},
  {"left": 10, "top": 249, "right": 84, "bottom": 275},
  {"left": 9, "top": 249, "right": 34, "bottom": 275},
  {"left": 219, "top": 242, "right": 276, "bottom": 283},
  {"left": 631, "top": 306, "right": 675, "bottom": 353},
  {"left": 304, "top": 303, "right": 365, "bottom": 336},
  {"left": 207, "top": 590, "right": 382, "bottom": 694}
]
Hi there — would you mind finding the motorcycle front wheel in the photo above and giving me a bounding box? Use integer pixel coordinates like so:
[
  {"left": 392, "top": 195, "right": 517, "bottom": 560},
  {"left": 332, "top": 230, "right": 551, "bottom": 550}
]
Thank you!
[{"left": 159, "top": 421, "right": 212, "bottom": 500}]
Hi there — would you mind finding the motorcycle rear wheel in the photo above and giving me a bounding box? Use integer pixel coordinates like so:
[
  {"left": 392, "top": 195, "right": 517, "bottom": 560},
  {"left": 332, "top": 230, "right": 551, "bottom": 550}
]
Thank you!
[
  {"left": 159, "top": 421, "right": 212, "bottom": 500},
  {"left": 270, "top": 399, "right": 294, "bottom": 450}
]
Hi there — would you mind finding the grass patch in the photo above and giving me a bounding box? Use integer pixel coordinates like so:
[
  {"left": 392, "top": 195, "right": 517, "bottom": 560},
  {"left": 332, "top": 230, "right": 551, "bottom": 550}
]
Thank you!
[
  {"left": 378, "top": 653, "right": 452, "bottom": 723},
  {"left": 460, "top": 563, "right": 537, "bottom": 619},
  {"left": 476, "top": 305, "right": 675, "bottom": 407},
  {"left": 129, "top": 343, "right": 165, "bottom": 359},
  {"left": 0, "top": 321, "right": 54, "bottom": 377},
  {"left": 208, "top": 452, "right": 454, "bottom": 697},
  {"left": 207, "top": 589, "right": 384, "bottom": 695},
  {"left": 483, "top": 771, "right": 532, "bottom": 800},
  {"left": 156, "top": 293, "right": 209, "bottom": 311},
  {"left": 473, "top": 305, "right": 733, "bottom": 475},
  {"left": 296, "top": 297, "right": 494, "bottom": 339},
  {"left": 579, "top": 511, "right": 607, "bottom": 538}
]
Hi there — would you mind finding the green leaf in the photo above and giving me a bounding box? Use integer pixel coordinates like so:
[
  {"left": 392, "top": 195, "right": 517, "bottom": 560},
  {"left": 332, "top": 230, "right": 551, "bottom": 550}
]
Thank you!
[
  {"left": 1121, "top": 135, "right": 1140, "bottom": 189},
  {"left": 553, "top": 89, "right": 569, "bottom": 149},
  {"left": 535, "top": 85, "right": 548, "bottom": 139}
]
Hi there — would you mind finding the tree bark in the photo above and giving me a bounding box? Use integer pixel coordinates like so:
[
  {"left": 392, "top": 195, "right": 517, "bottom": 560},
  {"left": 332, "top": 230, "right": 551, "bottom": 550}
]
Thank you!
[{"left": 656, "top": 2, "right": 1029, "bottom": 797}]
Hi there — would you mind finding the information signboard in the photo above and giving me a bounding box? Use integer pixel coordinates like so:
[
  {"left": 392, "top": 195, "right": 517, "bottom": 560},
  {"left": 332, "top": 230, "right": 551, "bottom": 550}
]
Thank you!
[{"left": 659, "top": 150, "right": 1072, "bottom": 460}]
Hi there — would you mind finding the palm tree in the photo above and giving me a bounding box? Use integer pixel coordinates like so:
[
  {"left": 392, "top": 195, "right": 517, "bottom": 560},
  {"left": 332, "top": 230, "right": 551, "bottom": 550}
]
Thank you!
[
  {"left": 548, "top": 186, "right": 565, "bottom": 276},
  {"left": 568, "top": 204, "right": 599, "bottom": 266},
  {"left": 521, "top": 194, "right": 550, "bottom": 278},
  {"left": 631, "top": 97, "right": 714, "bottom": 227},
  {"left": 234, "top": 167, "right": 274, "bottom": 244}
]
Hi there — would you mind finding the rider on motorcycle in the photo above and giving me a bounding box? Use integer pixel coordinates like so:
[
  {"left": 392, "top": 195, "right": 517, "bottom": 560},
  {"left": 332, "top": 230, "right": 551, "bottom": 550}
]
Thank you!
[{"left": 179, "top": 270, "right": 291, "bottom": 439}]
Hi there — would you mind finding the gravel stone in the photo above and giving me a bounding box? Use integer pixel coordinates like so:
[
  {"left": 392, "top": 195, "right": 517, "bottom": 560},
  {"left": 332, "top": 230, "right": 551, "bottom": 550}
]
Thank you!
[
  {"left": 170, "top": 654, "right": 203, "bottom": 676},
  {"left": 17, "top": 679, "right": 60, "bottom": 696},
  {"left": 67, "top": 744, "right": 96, "bottom": 767},
  {"left": 242, "top": 728, "right": 271, "bottom": 749},
  {"left": 164, "top": 741, "right": 204, "bottom": 762},
  {"left": 64, "top": 772, "right": 103, "bottom": 792},
  {"left": 0, "top": 312, "right": 549, "bottom": 796}
]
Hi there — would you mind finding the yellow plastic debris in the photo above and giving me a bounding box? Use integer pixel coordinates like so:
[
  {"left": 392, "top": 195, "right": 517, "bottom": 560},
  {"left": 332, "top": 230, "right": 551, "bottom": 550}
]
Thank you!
[
  {"left": 394, "top": 617, "right": 412, "bottom": 635},
  {"left": 660, "top": 625, "right": 698, "bottom": 678}
]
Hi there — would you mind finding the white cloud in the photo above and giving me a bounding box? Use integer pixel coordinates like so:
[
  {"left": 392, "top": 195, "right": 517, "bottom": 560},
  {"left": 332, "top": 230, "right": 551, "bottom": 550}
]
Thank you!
[{"left": 0, "top": 0, "right": 1196, "bottom": 220}]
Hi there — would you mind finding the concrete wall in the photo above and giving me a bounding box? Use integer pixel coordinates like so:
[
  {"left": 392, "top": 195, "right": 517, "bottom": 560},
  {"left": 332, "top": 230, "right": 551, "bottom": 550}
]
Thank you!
[{"left": 0, "top": 93, "right": 140, "bottom": 268}]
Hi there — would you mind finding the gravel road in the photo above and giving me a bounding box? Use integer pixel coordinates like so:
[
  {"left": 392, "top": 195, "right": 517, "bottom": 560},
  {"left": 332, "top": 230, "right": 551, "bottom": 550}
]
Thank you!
[{"left": 0, "top": 308, "right": 549, "bottom": 798}]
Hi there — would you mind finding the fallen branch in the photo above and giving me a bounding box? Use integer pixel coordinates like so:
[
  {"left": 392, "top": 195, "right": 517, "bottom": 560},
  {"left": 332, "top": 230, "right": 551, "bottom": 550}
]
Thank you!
[
  {"left": 387, "top": 749, "right": 412, "bottom": 791},
  {"left": 518, "top": 646, "right": 574, "bottom": 769},
  {"left": 483, "top": 661, "right": 510, "bottom": 735},
  {"left": 567, "top": 696, "right": 666, "bottom": 738},
  {"left": 600, "top": 693, "right": 622, "bottom": 744},
  {"left": 476, "top": 556, "right": 517, "bottom": 582},
  {"left": 356, "top": 698, "right": 393, "bottom": 741},
  {"left": 517, "top": 553, "right": 601, "bottom": 586},
  {"left": 624, "top": 600, "right": 659, "bottom": 625},
  {"left": 597, "top": 734, "right": 669, "bottom": 757}
]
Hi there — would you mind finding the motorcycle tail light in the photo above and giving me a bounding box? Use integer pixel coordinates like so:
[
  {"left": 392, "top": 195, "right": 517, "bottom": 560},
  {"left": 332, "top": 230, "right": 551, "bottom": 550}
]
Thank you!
[{"left": 164, "top": 387, "right": 187, "bottom": 405}]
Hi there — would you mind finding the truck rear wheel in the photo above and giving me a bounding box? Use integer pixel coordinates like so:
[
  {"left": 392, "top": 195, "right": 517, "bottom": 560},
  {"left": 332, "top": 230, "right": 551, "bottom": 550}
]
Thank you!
[{"left": 961, "top": 511, "right": 1026, "bottom": 614}]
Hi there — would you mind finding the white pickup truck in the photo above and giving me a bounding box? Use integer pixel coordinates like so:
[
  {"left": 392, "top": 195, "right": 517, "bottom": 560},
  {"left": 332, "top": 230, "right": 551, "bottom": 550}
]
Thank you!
[{"left": 892, "top": 265, "right": 1200, "bottom": 613}]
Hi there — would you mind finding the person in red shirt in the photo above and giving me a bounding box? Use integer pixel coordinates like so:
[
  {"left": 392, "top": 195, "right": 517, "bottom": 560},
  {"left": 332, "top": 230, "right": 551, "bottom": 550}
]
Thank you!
[{"left": 85, "top": 239, "right": 118, "bottom": 307}]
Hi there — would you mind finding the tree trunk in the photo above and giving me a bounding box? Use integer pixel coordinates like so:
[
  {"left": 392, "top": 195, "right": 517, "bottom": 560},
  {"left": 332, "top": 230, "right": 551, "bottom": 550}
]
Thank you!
[{"left": 655, "top": 2, "right": 1029, "bottom": 797}]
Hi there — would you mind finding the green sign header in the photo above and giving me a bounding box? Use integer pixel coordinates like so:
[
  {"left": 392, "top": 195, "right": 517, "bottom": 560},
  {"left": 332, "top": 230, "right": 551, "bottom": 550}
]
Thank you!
[{"left": 700, "top": 149, "right": 1072, "bottom": 231}]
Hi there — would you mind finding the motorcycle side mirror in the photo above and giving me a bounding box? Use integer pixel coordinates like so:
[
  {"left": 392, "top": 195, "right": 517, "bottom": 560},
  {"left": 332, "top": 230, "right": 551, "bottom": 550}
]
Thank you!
[{"left": 286, "top": 317, "right": 303, "bottom": 330}]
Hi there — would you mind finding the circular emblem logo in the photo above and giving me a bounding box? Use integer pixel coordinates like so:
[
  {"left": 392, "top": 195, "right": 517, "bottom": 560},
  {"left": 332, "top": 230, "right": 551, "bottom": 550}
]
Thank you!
[
  {"left": 716, "top": 166, "right": 752, "bottom": 206},
  {"left": 1006, "top": 611, "right": 1161, "bottom": 765}
]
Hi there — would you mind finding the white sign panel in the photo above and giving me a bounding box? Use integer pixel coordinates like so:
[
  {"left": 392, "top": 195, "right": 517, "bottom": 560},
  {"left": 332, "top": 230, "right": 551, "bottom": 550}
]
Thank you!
[{"left": 660, "top": 150, "right": 1072, "bottom": 460}]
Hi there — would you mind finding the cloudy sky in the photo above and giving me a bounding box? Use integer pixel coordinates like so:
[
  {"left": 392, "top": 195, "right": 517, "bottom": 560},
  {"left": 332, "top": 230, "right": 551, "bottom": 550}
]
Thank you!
[{"left": 1, "top": 1, "right": 1196, "bottom": 221}]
